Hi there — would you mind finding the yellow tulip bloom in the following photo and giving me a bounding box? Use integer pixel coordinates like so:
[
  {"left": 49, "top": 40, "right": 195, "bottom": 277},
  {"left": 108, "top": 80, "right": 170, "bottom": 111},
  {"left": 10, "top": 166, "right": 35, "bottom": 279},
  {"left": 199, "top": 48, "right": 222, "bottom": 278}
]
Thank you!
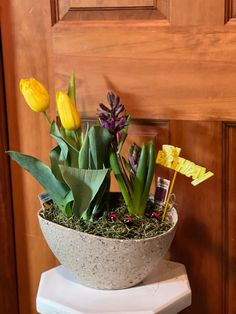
[
  {"left": 19, "top": 78, "right": 50, "bottom": 112},
  {"left": 56, "top": 92, "right": 80, "bottom": 130}
]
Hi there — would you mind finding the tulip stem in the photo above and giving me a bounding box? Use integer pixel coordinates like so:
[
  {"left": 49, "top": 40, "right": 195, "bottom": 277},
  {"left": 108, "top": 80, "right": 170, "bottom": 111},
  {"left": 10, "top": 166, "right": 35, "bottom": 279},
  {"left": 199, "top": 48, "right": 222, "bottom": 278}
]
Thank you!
[
  {"left": 74, "top": 130, "right": 81, "bottom": 148},
  {"left": 42, "top": 111, "right": 51, "bottom": 125}
]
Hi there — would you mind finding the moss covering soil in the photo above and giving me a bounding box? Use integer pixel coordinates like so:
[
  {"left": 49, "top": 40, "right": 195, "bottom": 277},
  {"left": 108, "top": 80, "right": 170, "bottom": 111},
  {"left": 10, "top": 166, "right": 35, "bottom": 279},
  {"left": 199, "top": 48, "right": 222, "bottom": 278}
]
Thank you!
[{"left": 41, "top": 195, "right": 174, "bottom": 240}]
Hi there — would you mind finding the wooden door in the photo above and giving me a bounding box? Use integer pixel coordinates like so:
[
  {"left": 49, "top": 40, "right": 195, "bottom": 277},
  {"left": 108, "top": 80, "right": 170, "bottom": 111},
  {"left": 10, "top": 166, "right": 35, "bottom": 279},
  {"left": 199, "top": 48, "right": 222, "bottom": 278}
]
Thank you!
[
  {"left": 50, "top": 1, "right": 236, "bottom": 313},
  {"left": 1, "top": 0, "right": 236, "bottom": 313}
]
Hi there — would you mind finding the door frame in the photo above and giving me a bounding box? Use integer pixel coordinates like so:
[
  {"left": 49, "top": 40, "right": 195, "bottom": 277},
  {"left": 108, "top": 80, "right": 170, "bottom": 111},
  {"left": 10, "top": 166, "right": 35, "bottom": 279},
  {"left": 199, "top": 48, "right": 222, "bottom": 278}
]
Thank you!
[{"left": 0, "top": 26, "right": 19, "bottom": 314}]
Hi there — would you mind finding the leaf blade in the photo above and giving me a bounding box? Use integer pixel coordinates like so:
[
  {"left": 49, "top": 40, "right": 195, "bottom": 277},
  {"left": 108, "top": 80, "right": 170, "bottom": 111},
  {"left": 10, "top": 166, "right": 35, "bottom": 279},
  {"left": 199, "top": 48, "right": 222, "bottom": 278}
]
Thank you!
[
  {"left": 60, "top": 166, "right": 110, "bottom": 218},
  {"left": 7, "top": 151, "right": 73, "bottom": 216},
  {"left": 88, "top": 126, "right": 112, "bottom": 169}
]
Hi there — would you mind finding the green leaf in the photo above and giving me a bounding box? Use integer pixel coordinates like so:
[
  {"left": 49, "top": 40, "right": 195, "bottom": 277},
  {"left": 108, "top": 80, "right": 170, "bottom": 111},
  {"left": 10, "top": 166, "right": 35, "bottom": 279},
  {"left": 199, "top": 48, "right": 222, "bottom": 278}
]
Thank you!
[
  {"left": 60, "top": 165, "right": 110, "bottom": 218},
  {"left": 83, "top": 175, "right": 110, "bottom": 221},
  {"left": 109, "top": 151, "right": 133, "bottom": 213},
  {"left": 118, "top": 115, "right": 131, "bottom": 153},
  {"left": 50, "top": 121, "right": 79, "bottom": 167},
  {"left": 50, "top": 122, "right": 69, "bottom": 161},
  {"left": 88, "top": 126, "right": 112, "bottom": 169},
  {"left": 67, "top": 72, "right": 76, "bottom": 104},
  {"left": 68, "top": 145, "right": 79, "bottom": 168},
  {"left": 78, "top": 124, "right": 89, "bottom": 169},
  {"left": 139, "top": 141, "right": 156, "bottom": 215},
  {"left": 122, "top": 156, "right": 132, "bottom": 173},
  {"left": 78, "top": 126, "right": 112, "bottom": 170},
  {"left": 50, "top": 145, "right": 66, "bottom": 182},
  {"left": 63, "top": 190, "right": 74, "bottom": 217},
  {"left": 7, "top": 151, "right": 73, "bottom": 216},
  {"left": 132, "top": 144, "right": 147, "bottom": 215},
  {"left": 64, "top": 128, "right": 82, "bottom": 151}
]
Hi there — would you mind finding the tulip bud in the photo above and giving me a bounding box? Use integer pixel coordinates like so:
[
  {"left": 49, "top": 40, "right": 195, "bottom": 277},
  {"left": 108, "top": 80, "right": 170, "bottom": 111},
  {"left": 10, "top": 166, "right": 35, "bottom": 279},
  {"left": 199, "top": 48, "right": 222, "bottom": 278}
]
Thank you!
[
  {"left": 56, "top": 92, "right": 80, "bottom": 131},
  {"left": 19, "top": 78, "right": 50, "bottom": 112}
]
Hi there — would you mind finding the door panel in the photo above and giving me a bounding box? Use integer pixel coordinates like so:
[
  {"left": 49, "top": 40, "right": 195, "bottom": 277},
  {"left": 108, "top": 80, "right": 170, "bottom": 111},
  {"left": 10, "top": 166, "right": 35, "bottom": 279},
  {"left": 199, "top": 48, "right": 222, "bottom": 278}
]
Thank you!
[
  {"left": 169, "top": 121, "right": 223, "bottom": 313},
  {"left": 52, "top": 0, "right": 166, "bottom": 22},
  {"left": 53, "top": 22, "right": 236, "bottom": 120},
  {"left": 170, "top": 0, "right": 225, "bottom": 25}
]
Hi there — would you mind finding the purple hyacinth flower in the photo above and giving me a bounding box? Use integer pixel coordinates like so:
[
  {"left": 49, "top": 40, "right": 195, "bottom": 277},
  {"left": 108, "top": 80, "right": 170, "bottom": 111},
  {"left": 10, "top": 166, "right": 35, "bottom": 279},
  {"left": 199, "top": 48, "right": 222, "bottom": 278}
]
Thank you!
[{"left": 98, "top": 91, "right": 129, "bottom": 150}]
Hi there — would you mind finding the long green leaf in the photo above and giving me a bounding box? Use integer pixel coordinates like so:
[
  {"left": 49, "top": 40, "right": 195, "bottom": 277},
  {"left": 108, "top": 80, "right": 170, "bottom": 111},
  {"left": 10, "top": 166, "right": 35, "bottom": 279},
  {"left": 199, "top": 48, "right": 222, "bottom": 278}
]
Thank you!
[
  {"left": 83, "top": 174, "right": 110, "bottom": 221},
  {"left": 50, "top": 122, "right": 69, "bottom": 161},
  {"left": 50, "top": 121, "right": 79, "bottom": 167},
  {"left": 139, "top": 141, "right": 156, "bottom": 215},
  {"left": 88, "top": 126, "right": 112, "bottom": 169},
  {"left": 67, "top": 72, "right": 76, "bottom": 104},
  {"left": 60, "top": 165, "right": 109, "bottom": 218},
  {"left": 132, "top": 144, "right": 147, "bottom": 215},
  {"left": 117, "top": 115, "right": 131, "bottom": 153},
  {"left": 78, "top": 124, "right": 89, "bottom": 169},
  {"left": 109, "top": 151, "right": 133, "bottom": 213},
  {"left": 7, "top": 151, "right": 73, "bottom": 216},
  {"left": 50, "top": 145, "right": 67, "bottom": 182}
]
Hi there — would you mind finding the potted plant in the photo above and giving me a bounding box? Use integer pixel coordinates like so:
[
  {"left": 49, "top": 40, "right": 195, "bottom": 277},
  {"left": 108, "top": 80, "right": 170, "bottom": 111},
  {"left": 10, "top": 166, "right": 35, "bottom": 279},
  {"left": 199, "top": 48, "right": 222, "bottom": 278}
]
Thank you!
[{"left": 7, "top": 74, "right": 179, "bottom": 289}]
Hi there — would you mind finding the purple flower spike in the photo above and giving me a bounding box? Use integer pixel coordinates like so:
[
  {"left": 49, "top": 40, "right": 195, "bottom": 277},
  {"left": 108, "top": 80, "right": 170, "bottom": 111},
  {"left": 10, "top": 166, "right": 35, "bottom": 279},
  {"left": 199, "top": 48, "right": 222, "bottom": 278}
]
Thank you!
[{"left": 98, "top": 91, "right": 129, "bottom": 150}]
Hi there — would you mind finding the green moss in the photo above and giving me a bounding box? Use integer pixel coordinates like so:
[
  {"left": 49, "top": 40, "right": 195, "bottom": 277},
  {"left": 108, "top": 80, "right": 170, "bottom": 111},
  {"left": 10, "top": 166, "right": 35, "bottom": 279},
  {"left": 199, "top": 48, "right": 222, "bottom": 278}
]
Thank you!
[{"left": 40, "top": 196, "right": 174, "bottom": 240}]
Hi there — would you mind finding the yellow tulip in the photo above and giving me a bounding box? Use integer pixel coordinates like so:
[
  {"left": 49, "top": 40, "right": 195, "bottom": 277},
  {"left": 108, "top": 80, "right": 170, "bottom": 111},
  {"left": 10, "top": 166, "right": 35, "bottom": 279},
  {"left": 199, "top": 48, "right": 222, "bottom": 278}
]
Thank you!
[
  {"left": 19, "top": 78, "right": 50, "bottom": 112},
  {"left": 56, "top": 92, "right": 80, "bottom": 130}
]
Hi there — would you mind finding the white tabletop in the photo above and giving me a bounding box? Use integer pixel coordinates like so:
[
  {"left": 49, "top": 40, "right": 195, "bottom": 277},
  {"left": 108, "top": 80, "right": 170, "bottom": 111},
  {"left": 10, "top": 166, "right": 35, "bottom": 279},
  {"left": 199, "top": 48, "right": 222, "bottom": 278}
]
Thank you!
[{"left": 36, "top": 260, "right": 191, "bottom": 314}]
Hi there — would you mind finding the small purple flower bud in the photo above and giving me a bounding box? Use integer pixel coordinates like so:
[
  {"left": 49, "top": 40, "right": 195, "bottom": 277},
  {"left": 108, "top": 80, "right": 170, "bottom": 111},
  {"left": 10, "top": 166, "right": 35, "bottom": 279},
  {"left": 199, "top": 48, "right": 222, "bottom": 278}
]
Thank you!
[
  {"left": 107, "top": 92, "right": 115, "bottom": 106},
  {"left": 99, "top": 103, "right": 110, "bottom": 113},
  {"left": 114, "top": 116, "right": 127, "bottom": 132},
  {"left": 99, "top": 112, "right": 109, "bottom": 120},
  {"left": 119, "top": 116, "right": 127, "bottom": 128},
  {"left": 109, "top": 116, "right": 116, "bottom": 130},
  {"left": 115, "top": 104, "right": 125, "bottom": 117},
  {"left": 100, "top": 119, "right": 109, "bottom": 129},
  {"left": 113, "top": 95, "right": 120, "bottom": 110}
]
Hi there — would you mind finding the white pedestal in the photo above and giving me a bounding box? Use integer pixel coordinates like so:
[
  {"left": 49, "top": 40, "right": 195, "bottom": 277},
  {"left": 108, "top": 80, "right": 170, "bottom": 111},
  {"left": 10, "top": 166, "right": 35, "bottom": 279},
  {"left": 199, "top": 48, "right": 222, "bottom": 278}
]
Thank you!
[{"left": 36, "top": 260, "right": 191, "bottom": 314}]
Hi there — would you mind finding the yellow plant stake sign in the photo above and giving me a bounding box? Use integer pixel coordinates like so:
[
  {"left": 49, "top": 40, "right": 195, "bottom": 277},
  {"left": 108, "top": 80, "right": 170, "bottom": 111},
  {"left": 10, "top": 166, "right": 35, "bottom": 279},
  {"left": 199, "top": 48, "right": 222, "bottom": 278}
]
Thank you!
[{"left": 156, "top": 145, "right": 214, "bottom": 221}]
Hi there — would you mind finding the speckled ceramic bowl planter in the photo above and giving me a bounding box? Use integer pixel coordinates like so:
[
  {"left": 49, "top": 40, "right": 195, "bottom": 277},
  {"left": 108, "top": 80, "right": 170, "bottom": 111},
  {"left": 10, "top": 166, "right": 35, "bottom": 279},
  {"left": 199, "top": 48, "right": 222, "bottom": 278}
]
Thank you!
[{"left": 38, "top": 207, "right": 178, "bottom": 290}]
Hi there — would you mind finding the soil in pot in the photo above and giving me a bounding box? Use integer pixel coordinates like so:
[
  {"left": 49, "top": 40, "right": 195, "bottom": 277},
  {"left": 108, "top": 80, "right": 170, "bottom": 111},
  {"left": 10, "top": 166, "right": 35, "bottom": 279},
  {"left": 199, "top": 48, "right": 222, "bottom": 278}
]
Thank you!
[{"left": 41, "top": 193, "right": 174, "bottom": 240}]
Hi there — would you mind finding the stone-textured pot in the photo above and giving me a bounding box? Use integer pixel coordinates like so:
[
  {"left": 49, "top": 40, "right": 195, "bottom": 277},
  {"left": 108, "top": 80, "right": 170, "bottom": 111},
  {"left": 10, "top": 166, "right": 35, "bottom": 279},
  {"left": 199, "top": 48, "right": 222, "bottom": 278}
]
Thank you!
[{"left": 38, "top": 207, "right": 177, "bottom": 289}]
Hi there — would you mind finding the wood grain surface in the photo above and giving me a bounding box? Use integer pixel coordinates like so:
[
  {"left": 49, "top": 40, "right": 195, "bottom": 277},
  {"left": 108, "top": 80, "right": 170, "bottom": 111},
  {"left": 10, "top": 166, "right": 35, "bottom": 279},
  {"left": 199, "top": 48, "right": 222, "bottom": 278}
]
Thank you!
[
  {"left": 170, "top": 0, "right": 225, "bottom": 25},
  {"left": 169, "top": 121, "right": 223, "bottom": 313},
  {"left": 53, "top": 22, "right": 236, "bottom": 121}
]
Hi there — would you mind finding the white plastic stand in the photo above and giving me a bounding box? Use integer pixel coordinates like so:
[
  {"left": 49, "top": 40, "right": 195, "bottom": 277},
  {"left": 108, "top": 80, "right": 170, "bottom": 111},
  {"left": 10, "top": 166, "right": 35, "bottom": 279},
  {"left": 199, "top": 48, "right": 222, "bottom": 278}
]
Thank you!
[{"left": 36, "top": 260, "right": 191, "bottom": 314}]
